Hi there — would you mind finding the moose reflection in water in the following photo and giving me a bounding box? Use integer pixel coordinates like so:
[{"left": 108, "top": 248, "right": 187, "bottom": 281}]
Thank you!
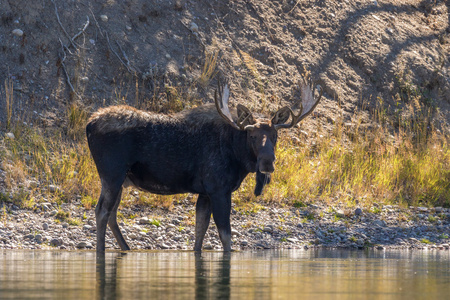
[
  {"left": 87, "top": 77, "right": 322, "bottom": 255},
  {"left": 96, "top": 252, "right": 232, "bottom": 300}
]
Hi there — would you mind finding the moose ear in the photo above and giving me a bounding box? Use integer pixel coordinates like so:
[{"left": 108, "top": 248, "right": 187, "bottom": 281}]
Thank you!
[
  {"left": 271, "top": 106, "right": 291, "bottom": 125},
  {"left": 236, "top": 104, "right": 255, "bottom": 126}
]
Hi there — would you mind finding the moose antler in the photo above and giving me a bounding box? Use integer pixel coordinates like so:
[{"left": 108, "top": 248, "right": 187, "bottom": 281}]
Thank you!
[
  {"left": 273, "top": 77, "right": 323, "bottom": 130},
  {"left": 215, "top": 80, "right": 253, "bottom": 130}
]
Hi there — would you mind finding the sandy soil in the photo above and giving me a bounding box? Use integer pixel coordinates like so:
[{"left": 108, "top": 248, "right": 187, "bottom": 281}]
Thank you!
[{"left": 0, "top": 0, "right": 448, "bottom": 129}]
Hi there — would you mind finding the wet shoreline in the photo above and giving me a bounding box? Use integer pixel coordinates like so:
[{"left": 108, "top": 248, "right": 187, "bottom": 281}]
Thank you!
[{"left": 1, "top": 200, "right": 449, "bottom": 251}]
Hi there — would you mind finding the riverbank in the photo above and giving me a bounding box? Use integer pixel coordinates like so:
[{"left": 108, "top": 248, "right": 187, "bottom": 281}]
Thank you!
[{"left": 1, "top": 199, "right": 449, "bottom": 251}]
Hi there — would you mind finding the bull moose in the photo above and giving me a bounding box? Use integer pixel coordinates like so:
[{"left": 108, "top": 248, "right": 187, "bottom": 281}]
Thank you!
[{"left": 86, "top": 77, "right": 322, "bottom": 255}]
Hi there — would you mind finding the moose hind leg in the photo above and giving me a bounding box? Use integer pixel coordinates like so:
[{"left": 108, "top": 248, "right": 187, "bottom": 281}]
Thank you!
[
  {"left": 107, "top": 187, "right": 130, "bottom": 251},
  {"left": 95, "top": 182, "right": 123, "bottom": 255},
  {"left": 210, "top": 193, "right": 232, "bottom": 251},
  {"left": 194, "top": 194, "right": 212, "bottom": 251}
]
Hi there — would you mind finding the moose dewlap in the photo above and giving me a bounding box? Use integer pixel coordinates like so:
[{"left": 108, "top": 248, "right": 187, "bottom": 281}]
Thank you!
[{"left": 86, "top": 78, "right": 322, "bottom": 255}]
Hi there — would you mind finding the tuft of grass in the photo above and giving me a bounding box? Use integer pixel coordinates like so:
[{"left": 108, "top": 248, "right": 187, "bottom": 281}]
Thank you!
[
  {"left": 2, "top": 79, "right": 14, "bottom": 129},
  {"left": 371, "top": 207, "right": 382, "bottom": 214},
  {"left": 67, "top": 218, "right": 82, "bottom": 226},
  {"left": 349, "top": 236, "right": 358, "bottom": 243},
  {"left": 55, "top": 210, "right": 70, "bottom": 221},
  {"left": 427, "top": 215, "right": 438, "bottom": 223},
  {"left": 151, "top": 219, "right": 161, "bottom": 227},
  {"left": 420, "top": 238, "right": 432, "bottom": 244},
  {"left": 67, "top": 102, "right": 89, "bottom": 140},
  {"left": 234, "top": 202, "right": 264, "bottom": 215},
  {"left": 293, "top": 200, "right": 307, "bottom": 208},
  {"left": 199, "top": 50, "right": 218, "bottom": 87},
  {"left": 81, "top": 195, "right": 96, "bottom": 210}
]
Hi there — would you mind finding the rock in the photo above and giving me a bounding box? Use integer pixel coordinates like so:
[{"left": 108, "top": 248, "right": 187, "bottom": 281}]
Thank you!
[
  {"left": 354, "top": 208, "right": 363, "bottom": 216},
  {"left": 434, "top": 207, "right": 443, "bottom": 213},
  {"left": 50, "top": 238, "right": 63, "bottom": 247},
  {"left": 23, "top": 234, "right": 34, "bottom": 240},
  {"left": 263, "top": 225, "right": 274, "bottom": 233},
  {"left": 48, "top": 185, "right": 60, "bottom": 193},
  {"left": 231, "top": 229, "right": 240, "bottom": 236},
  {"left": 189, "top": 22, "right": 198, "bottom": 33},
  {"left": 100, "top": 15, "right": 108, "bottom": 22},
  {"left": 160, "top": 243, "right": 171, "bottom": 249},
  {"left": 203, "top": 242, "right": 213, "bottom": 250},
  {"left": 240, "top": 240, "right": 248, "bottom": 246},
  {"left": 373, "top": 220, "right": 386, "bottom": 227},
  {"left": 83, "top": 225, "right": 93, "bottom": 231},
  {"left": 41, "top": 204, "right": 51, "bottom": 211},
  {"left": 128, "top": 233, "right": 137, "bottom": 239},
  {"left": 139, "top": 217, "right": 150, "bottom": 224},
  {"left": 256, "top": 241, "right": 271, "bottom": 249},
  {"left": 42, "top": 223, "right": 49, "bottom": 230},
  {"left": 12, "top": 29, "right": 23, "bottom": 37},
  {"left": 376, "top": 245, "right": 384, "bottom": 250},
  {"left": 34, "top": 234, "right": 43, "bottom": 243},
  {"left": 76, "top": 241, "right": 87, "bottom": 249},
  {"left": 166, "top": 224, "right": 176, "bottom": 229},
  {"left": 336, "top": 210, "right": 345, "bottom": 218},
  {"left": 287, "top": 238, "right": 299, "bottom": 243}
]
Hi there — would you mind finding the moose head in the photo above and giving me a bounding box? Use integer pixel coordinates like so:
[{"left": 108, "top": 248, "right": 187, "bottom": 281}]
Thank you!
[{"left": 215, "top": 77, "right": 323, "bottom": 196}]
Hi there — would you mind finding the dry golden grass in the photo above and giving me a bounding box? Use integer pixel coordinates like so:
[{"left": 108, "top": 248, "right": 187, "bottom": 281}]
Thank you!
[{"left": 1, "top": 60, "right": 449, "bottom": 211}]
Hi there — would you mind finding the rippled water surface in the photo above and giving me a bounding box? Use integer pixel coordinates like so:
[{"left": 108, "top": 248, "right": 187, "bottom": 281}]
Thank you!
[{"left": 0, "top": 249, "right": 449, "bottom": 299}]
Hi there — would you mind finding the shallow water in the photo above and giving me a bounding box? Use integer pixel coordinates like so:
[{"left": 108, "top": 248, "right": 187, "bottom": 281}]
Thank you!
[{"left": 0, "top": 249, "right": 449, "bottom": 299}]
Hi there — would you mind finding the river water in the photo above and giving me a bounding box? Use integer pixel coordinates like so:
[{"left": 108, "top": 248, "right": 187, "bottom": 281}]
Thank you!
[{"left": 0, "top": 249, "right": 449, "bottom": 299}]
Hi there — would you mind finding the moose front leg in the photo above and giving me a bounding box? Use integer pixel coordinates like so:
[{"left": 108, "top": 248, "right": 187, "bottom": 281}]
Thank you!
[
  {"left": 194, "top": 194, "right": 212, "bottom": 251},
  {"left": 210, "top": 192, "right": 232, "bottom": 251}
]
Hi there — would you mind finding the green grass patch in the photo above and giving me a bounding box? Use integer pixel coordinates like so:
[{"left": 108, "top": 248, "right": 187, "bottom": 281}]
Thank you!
[{"left": 420, "top": 238, "right": 433, "bottom": 244}]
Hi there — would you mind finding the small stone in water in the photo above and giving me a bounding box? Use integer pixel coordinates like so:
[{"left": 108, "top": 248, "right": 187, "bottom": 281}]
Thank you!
[
  {"left": 100, "top": 15, "right": 108, "bottom": 22},
  {"left": 76, "top": 241, "right": 87, "bottom": 249}
]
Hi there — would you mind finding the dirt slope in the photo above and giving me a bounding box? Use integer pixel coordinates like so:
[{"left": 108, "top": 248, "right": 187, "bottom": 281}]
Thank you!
[{"left": 0, "top": 0, "right": 449, "bottom": 129}]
